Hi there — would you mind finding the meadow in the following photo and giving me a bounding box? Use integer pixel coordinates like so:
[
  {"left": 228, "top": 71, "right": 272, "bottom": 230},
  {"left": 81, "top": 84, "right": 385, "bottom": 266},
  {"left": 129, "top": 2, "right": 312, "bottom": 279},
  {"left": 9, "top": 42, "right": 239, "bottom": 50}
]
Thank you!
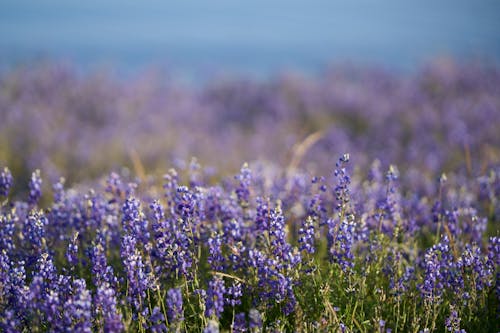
[{"left": 0, "top": 60, "right": 499, "bottom": 332}]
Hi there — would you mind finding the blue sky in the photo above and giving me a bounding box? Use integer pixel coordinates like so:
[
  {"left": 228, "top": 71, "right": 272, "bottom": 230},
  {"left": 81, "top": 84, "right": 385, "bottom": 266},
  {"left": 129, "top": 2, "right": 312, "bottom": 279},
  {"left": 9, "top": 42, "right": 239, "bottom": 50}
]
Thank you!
[{"left": 1, "top": 0, "right": 499, "bottom": 77}]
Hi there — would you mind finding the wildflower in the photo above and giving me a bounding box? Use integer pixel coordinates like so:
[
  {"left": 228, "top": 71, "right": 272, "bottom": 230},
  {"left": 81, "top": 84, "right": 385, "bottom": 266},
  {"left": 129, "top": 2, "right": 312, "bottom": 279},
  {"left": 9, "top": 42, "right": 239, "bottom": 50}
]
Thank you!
[
  {"left": 148, "top": 306, "right": 167, "bottom": 333},
  {"left": 298, "top": 216, "right": 316, "bottom": 254},
  {"left": 208, "top": 231, "right": 224, "bottom": 272},
  {"left": 226, "top": 281, "right": 242, "bottom": 307},
  {"left": 248, "top": 309, "right": 262, "bottom": 330},
  {"left": 28, "top": 169, "right": 42, "bottom": 205},
  {"left": 167, "top": 288, "right": 184, "bottom": 326},
  {"left": 63, "top": 279, "right": 92, "bottom": 333},
  {"left": 95, "top": 282, "right": 123, "bottom": 333},
  {"left": 445, "top": 308, "right": 465, "bottom": 332},
  {"left": 205, "top": 276, "right": 225, "bottom": 319},
  {"left": 121, "top": 235, "right": 150, "bottom": 311},
  {"left": 23, "top": 210, "right": 48, "bottom": 254},
  {"left": 327, "top": 218, "right": 355, "bottom": 271},
  {"left": 66, "top": 232, "right": 79, "bottom": 269},
  {"left": 0, "top": 167, "right": 13, "bottom": 197},
  {"left": 235, "top": 163, "right": 252, "bottom": 208},
  {"left": 122, "top": 197, "right": 150, "bottom": 244},
  {"left": 233, "top": 312, "right": 247, "bottom": 333}
]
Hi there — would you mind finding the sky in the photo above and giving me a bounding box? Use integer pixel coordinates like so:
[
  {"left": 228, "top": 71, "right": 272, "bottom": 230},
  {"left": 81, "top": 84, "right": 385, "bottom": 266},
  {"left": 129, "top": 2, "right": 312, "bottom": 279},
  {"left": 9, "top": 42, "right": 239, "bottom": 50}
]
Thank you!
[{"left": 1, "top": 0, "right": 499, "bottom": 78}]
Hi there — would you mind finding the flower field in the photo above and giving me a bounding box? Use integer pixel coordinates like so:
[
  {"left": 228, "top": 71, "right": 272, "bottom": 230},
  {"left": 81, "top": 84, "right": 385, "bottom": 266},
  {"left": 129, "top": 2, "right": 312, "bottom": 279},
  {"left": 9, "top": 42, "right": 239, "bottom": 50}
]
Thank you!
[{"left": 0, "top": 61, "right": 499, "bottom": 332}]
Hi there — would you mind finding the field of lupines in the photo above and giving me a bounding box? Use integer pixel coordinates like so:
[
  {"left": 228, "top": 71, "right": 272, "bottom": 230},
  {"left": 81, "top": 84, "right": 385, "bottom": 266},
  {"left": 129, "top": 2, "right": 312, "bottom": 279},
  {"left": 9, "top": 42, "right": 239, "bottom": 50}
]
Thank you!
[{"left": 0, "top": 60, "right": 499, "bottom": 332}]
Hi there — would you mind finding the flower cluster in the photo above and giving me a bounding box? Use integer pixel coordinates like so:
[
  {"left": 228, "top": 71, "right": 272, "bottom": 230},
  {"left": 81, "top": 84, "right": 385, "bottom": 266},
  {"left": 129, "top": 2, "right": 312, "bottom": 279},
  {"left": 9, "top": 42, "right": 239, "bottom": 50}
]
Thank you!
[{"left": 0, "top": 149, "right": 499, "bottom": 332}]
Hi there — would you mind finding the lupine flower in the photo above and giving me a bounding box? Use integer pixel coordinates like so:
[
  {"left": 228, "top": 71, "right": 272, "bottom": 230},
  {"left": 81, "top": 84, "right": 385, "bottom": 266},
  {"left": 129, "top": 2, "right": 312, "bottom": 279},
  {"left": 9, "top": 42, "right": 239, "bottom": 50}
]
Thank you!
[
  {"left": 106, "top": 172, "right": 124, "bottom": 200},
  {"left": 327, "top": 218, "right": 355, "bottom": 272},
  {"left": 298, "top": 216, "right": 315, "bottom": 254},
  {"left": 148, "top": 306, "right": 167, "bottom": 333},
  {"left": 23, "top": 210, "right": 48, "bottom": 256},
  {"left": 208, "top": 231, "right": 225, "bottom": 272},
  {"left": 0, "top": 167, "right": 13, "bottom": 197},
  {"left": 52, "top": 177, "right": 66, "bottom": 203},
  {"left": 269, "top": 203, "right": 301, "bottom": 269},
  {"left": 150, "top": 199, "right": 178, "bottom": 277},
  {"left": 90, "top": 235, "right": 117, "bottom": 288},
  {"left": 226, "top": 281, "right": 243, "bottom": 307},
  {"left": 333, "top": 154, "right": 352, "bottom": 217},
  {"left": 382, "top": 165, "right": 403, "bottom": 236},
  {"left": 248, "top": 309, "right": 262, "bottom": 330},
  {"left": 0, "top": 310, "right": 21, "bottom": 332},
  {"left": 233, "top": 312, "right": 247, "bottom": 333},
  {"left": 6, "top": 260, "right": 26, "bottom": 309},
  {"left": 327, "top": 155, "right": 356, "bottom": 271},
  {"left": 235, "top": 163, "right": 252, "bottom": 208},
  {"left": 63, "top": 279, "right": 92, "bottom": 333},
  {"left": 95, "top": 282, "right": 124, "bottom": 333},
  {"left": 445, "top": 308, "right": 465, "bottom": 333},
  {"left": 166, "top": 287, "right": 184, "bottom": 326},
  {"left": 0, "top": 250, "right": 10, "bottom": 298},
  {"left": 28, "top": 169, "right": 42, "bottom": 205},
  {"left": 121, "top": 235, "right": 149, "bottom": 311},
  {"left": 254, "top": 196, "right": 270, "bottom": 236},
  {"left": 66, "top": 232, "right": 79, "bottom": 269},
  {"left": 0, "top": 211, "right": 16, "bottom": 253},
  {"left": 205, "top": 276, "right": 225, "bottom": 319},
  {"left": 459, "top": 244, "right": 492, "bottom": 291},
  {"left": 175, "top": 186, "right": 196, "bottom": 219},
  {"left": 28, "top": 253, "right": 57, "bottom": 303},
  {"left": 420, "top": 236, "right": 458, "bottom": 301},
  {"left": 122, "top": 197, "right": 150, "bottom": 244}
]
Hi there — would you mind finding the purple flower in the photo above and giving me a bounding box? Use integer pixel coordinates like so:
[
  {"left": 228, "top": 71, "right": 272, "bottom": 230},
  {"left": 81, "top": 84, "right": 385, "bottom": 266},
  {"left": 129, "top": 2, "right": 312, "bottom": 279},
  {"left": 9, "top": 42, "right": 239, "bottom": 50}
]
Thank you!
[
  {"left": 106, "top": 172, "right": 125, "bottom": 200},
  {"left": 95, "top": 282, "right": 124, "bottom": 333},
  {"left": 0, "top": 167, "right": 13, "bottom": 197},
  {"left": 269, "top": 203, "right": 301, "bottom": 269},
  {"left": 327, "top": 218, "right": 355, "bottom": 272},
  {"left": 66, "top": 232, "right": 79, "bottom": 269},
  {"left": 205, "top": 276, "right": 225, "bottom": 319},
  {"left": 0, "top": 209, "right": 16, "bottom": 253},
  {"left": 148, "top": 306, "right": 167, "bottom": 333},
  {"left": 175, "top": 186, "right": 196, "bottom": 219},
  {"left": 23, "top": 210, "right": 48, "bottom": 255},
  {"left": 445, "top": 308, "right": 465, "bottom": 333},
  {"left": 298, "top": 216, "right": 315, "bottom": 254},
  {"left": 0, "top": 309, "right": 23, "bottom": 332},
  {"left": 248, "top": 309, "right": 262, "bottom": 330},
  {"left": 28, "top": 169, "right": 42, "bottom": 205},
  {"left": 208, "top": 231, "right": 225, "bottom": 272},
  {"left": 459, "top": 243, "right": 491, "bottom": 291},
  {"left": 52, "top": 177, "right": 66, "bottom": 203},
  {"left": 166, "top": 287, "right": 184, "bottom": 326},
  {"left": 248, "top": 248, "right": 297, "bottom": 315},
  {"left": 235, "top": 163, "right": 252, "bottom": 208},
  {"left": 150, "top": 200, "right": 177, "bottom": 276},
  {"left": 63, "top": 279, "right": 92, "bottom": 333},
  {"left": 233, "top": 312, "right": 247, "bottom": 333},
  {"left": 333, "top": 154, "right": 352, "bottom": 217},
  {"left": 122, "top": 197, "right": 150, "bottom": 244},
  {"left": 254, "top": 196, "right": 270, "bottom": 234},
  {"left": 420, "top": 236, "right": 458, "bottom": 301},
  {"left": 121, "top": 235, "right": 150, "bottom": 311},
  {"left": 90, "top": 237, "right": 118, "bottom": 289},
  {"left": 226, "top": 281, "right": 243, "bottom": 307}
]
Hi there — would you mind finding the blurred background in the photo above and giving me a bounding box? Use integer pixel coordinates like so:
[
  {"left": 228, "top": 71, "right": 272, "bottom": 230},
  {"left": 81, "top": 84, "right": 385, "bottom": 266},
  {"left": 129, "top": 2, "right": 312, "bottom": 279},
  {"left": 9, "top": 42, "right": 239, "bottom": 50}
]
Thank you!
[
  {"left": 1, "top": 0, "right": 500, "bottom": 79},
  {"left": 1, "top": 0, "right": 500, "bottom": 193}
]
